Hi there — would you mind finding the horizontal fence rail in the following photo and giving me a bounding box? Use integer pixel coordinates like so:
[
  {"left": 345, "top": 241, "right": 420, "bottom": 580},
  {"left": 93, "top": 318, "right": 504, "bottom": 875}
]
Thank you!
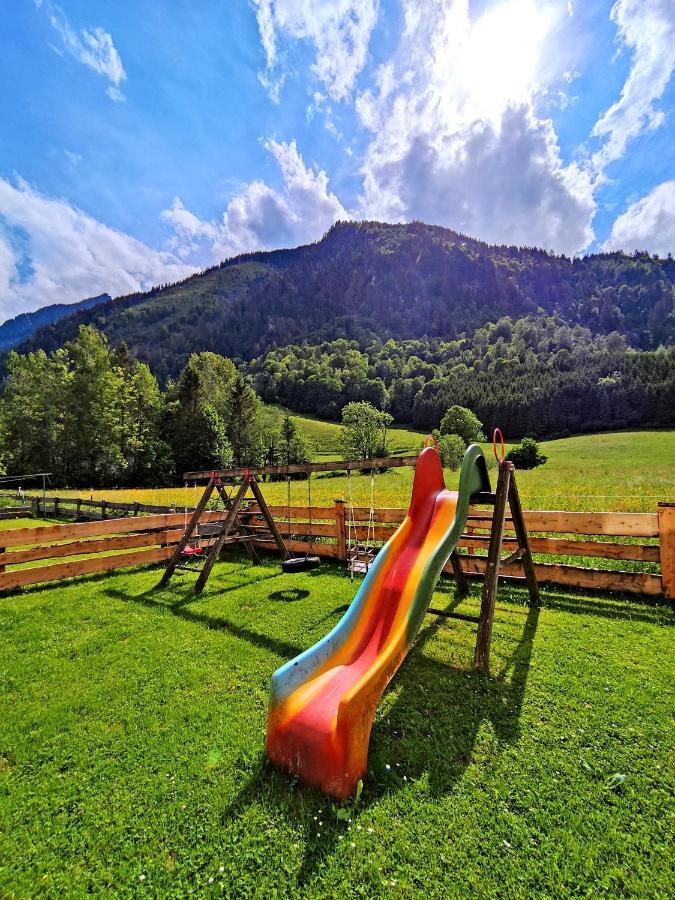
[
  {"left": 0, "top": 499, "right": 671, "bottom": 600},
  {"left": 0, "top": 492, "right": 188, "bottom": 521}
]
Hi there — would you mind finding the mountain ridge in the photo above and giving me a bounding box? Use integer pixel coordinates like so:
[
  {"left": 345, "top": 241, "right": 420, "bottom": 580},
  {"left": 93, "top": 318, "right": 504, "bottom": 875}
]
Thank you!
[
  {"left": 9, "top": 221, "right": 674, "bottom": 383},
  {"left": 0, "top": 293, "right": 111, "bottom": 353}
]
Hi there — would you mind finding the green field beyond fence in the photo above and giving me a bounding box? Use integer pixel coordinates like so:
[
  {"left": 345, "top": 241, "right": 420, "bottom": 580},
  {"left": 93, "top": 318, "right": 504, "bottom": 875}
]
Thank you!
[{"left": 34, "top": 430, "right": 674, "bottom": 514}]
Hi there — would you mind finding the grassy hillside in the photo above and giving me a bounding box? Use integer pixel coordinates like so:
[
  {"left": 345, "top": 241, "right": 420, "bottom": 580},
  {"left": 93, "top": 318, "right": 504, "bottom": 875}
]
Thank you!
[
  {"left": 276, "top": 406, "right": 424, "bottom": 456},
  {"left": 45, "top": 430, "right": 673, "bottom": 514}
]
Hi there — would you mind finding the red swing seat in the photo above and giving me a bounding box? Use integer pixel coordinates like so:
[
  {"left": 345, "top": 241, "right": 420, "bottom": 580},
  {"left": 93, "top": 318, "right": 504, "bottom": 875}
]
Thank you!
[{"left": 181, "top": 545, "right": 204, "bottom": 557}]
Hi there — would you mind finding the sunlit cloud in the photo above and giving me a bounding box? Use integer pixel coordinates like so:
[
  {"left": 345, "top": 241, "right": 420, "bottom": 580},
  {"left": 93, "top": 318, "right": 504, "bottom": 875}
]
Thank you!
[
  {"left": 0, "top": 176, "right": 192, "bottom": 320},
  {"left": 253, "top": 0, "right": 379, "bottom": 102},
  {"left": 591, "top": 0, "right": 675, "bottom": 174},
  {"left": 162, "top": 139, "right": 348, "bottom": 261},
  {"left": 602, "top": 181, "right": 675, "bottom": 256}
]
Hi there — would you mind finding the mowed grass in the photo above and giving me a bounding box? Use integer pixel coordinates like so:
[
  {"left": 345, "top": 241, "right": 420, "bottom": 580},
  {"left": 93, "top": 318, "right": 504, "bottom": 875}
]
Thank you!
[
  {"left": 0, "top": 555, "right": 672, "bottom": 897},
  {"left": 49, "top": 430, "right": 674, "bottom": 513}
]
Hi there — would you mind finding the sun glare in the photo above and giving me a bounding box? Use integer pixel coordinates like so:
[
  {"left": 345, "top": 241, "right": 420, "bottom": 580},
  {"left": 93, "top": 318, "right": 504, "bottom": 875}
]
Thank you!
[{"left": 462, "top": 0, "right": 556, "bottom": 117}]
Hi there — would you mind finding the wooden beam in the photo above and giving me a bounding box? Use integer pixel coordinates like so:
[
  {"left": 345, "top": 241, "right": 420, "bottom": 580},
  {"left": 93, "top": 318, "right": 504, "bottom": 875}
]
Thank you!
[
  {"left": 0, "top": 513, "right": 209, "bottom": 548},
  {"left": 453, "top": 555, "right": 662, "bottom": 597},
  {"left": 448, "top": 549, "right": 469, "bottom": 596},
  {"left": 474, "top": 460, "right": 512, "bottom": 674},
  {"left": 194, "top": 479, "right": 251, "bottom": 593},
  {"left": 0, "top": 546, "right": 172, "bottom": 592},
  {"left": 0, "top": 529, "right": 184, "bottom": 566},
  {"left": 508, "top": 469, "right": 540, "bottom": 607},
  {"left": 215, "top": 481, "right": 259, "bottom": 565},
  {"left": 427, "top": 608, "right": 480, "bottom": 624},
  {"left": 657, "top": 503, "right": 675, "bottom": 600},
  {"left": 159, "top": 476, "right": 217, "bottom": 587},
  {"left": 183, "top": 454, "right": 419, "bottom": 481},
  {"left": 252, "top": 538, "right": 338, "bottom": 559},
  {"left": 247, "top": 477, "right": 289, "bottom": 561},
  {"left": 245, "top": 505, "right": 352, "bottom": 521},
  {"left": 334, "top": 500, "right": 347, "bottom": 561},
  {"left": 466, "top": 509, "right": 659, "bottom": 537}
]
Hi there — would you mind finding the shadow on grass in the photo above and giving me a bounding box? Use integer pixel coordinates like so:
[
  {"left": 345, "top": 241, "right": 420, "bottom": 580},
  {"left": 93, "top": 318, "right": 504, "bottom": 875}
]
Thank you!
[
  {"left": 537, "top": 586, "right": 673, "bottom": 625},
  {"left": 222, "top": 587, "right": 540, "bottom": 886},
  {"left": 269, "top": 588, "right": 310, "bottom": 603},
  {"left": 104, "top": 573, "right": 308, "bottom": 662}
]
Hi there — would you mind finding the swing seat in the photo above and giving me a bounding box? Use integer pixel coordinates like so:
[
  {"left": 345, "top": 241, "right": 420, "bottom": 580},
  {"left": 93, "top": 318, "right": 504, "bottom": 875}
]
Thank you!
[
  {"left": 181, "top": 545, "right": 204, "bottom": 557},
  {"left": 282, "top": 555, "right": 321, "bottom": 574}
]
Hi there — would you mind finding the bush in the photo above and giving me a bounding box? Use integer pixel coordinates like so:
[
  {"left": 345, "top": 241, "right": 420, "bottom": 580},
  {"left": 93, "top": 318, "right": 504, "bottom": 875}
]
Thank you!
[
  {"left": 438, "top": 434, "right": 466, "bottom": 470},
  {"left": 506, "top": 437, "right": 547, "bottom": 469},
  {"left": 439, "top": 405, "right": 485, "bottom": 444}
]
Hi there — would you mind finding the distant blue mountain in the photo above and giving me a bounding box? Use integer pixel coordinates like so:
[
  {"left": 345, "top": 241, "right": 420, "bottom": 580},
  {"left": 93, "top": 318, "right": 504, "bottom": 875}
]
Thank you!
[{"left": 0, "top": 294, "right": 111, "bottom": 353}]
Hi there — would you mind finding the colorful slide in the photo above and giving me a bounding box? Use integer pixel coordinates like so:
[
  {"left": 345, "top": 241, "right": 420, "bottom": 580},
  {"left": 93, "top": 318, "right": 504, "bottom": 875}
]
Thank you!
[{"left": 265, "top": 444, "right": 491, "bottom": 799}]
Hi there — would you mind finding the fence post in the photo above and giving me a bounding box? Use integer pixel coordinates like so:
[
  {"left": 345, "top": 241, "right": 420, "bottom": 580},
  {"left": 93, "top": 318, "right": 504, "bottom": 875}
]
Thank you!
[
  {"left": 334, "top": 499, "right": 346, "bottom": 561},
  {"left": 101, "top": 499, "right": 107, "bottom": 521},
  {"left": 657, "top": 502, "right": 675, "bottom": 600},
  {"left": 0, "top": 546, "right": 5, "bottom": 575},
  {"left": 134, "top": 502, "right": 140, "bottom": 517},
  {"left": 53, "top": 497, "right": 59, "bottom": 518}
]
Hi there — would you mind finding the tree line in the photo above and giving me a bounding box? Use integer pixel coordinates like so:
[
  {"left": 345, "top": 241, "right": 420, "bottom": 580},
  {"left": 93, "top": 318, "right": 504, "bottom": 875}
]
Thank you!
[
  {"left": 250, "top": 314, "right": 675, "bottom": 437},
  {"left": 0, "top": 326, "right": 310, "bottom": 487}
]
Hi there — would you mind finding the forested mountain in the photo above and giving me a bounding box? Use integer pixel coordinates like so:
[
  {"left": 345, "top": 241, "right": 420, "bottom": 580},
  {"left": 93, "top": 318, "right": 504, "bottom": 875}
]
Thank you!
[
  {"left": 5, "top": 221, "right": 673, "bottom": 439},
  {"left": 0, "top": 293, "right": 110, "bottom": 353},
  {"left": 11, "top": 221, "right": 674, "bottom": 386}
]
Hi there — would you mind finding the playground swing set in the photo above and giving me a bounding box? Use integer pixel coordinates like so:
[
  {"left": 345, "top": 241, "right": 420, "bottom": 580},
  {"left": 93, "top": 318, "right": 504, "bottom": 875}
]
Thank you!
[{"left": 161, "top": 435, "right": 539, "bottom": 799}]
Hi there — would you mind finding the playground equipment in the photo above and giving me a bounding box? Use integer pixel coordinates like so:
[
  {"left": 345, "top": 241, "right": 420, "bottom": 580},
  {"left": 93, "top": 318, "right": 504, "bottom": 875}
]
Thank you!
[
  {"left": 163, "top": 455, "right": 418, "bottom": 592},
  {"left": 265, "top": 443, "right": 539, "bottom": 799},
  {"left": 281, "top": 473, "right": 321, "bottom": 574},
  {"left": 346, "top": 469, "right": 376, "bottom": 578},
  {"left": 159, "top": 471, "right": 288, "bottom": 592}
]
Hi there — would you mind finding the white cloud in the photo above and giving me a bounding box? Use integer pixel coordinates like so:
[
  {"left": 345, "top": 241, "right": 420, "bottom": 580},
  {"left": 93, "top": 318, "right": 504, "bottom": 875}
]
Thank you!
[
  {"left": 253, "top": 0, "right": 379, "bottom": 102},
  {"left": 162, "top": 139, "right": 348, "bottom": 260},
  {"left": 0, "top": 177, "right": 193, "bottom": 321},
  {"left": 38, "top": 1, "right": 127, "bottom": 100},
  {"left": 601, "top": 181, "right": 675, "bottom": 256},
  {"left": 356, "top": 0, "right": 595, "bottom": 253},
  {"left": 591, "top": 0, "right": 675, "bottom": 172}
]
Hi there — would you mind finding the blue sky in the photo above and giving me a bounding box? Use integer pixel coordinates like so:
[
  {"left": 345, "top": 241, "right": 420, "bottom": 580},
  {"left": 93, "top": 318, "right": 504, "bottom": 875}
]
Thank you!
[{"left": 0, "top": 0, "right": 673, "bottom": 320}]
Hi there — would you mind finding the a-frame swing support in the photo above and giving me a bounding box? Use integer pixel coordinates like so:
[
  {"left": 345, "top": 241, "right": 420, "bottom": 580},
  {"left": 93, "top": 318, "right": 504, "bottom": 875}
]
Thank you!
[{"left": 159, "top": 473, "right": 288, "bottom": 594}]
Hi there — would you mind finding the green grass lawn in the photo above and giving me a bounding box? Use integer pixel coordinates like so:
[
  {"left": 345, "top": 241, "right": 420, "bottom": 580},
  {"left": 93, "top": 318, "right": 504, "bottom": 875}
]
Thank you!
[{"left": 0, "top": 554, "right": 672, "bottom": 897}]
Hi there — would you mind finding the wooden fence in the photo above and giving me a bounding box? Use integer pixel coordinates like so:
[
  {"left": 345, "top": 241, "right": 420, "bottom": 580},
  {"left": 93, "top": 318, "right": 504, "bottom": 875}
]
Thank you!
[
  {"left": 0, "top": 506, "right": 32, "bottom": 520},
  {"left": 0, "top": 498, "right": 672, "bottom": 599},
  {"left": 240, "top": 500, "right": 672, "bottom": 599},
  {"left": 0, "top": 492, "right": 183, "bottom": 520}
]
